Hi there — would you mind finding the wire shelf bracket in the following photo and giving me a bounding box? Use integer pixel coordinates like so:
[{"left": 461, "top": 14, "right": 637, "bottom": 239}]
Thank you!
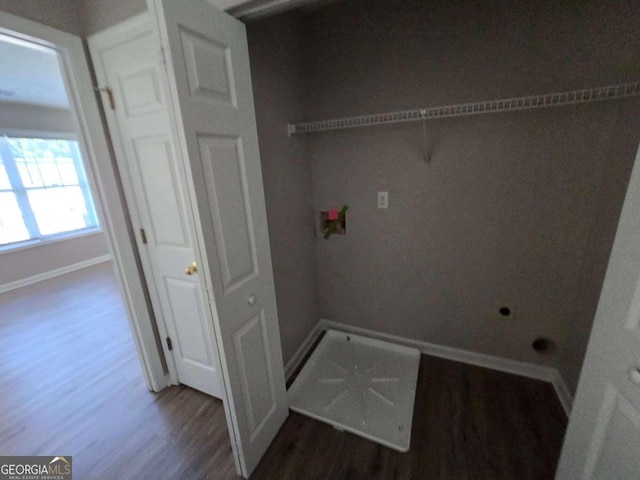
[{"left": 287, "top": 81, "right": 640, "bottom": 135}]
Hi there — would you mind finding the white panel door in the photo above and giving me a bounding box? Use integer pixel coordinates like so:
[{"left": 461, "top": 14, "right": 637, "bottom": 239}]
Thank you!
[
  {"left": 89, "top": 15, "right": 222, "bottom": 398},
  {"left": 153, "top": 1, "right": 288, "bottom": 477},
  {"left": 556, "top": 143, "right": 640, "bottom": 479}
]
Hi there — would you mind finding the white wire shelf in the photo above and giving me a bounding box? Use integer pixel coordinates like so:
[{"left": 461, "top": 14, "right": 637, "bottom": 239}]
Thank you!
[{"left": 287, "top": 81, "right": 640, "bottom": 135}]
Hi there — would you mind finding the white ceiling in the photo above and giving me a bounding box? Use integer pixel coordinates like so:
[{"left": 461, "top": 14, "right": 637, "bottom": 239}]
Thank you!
[{"left": 0, "top": 34, "right": 69, "bottom": 109}]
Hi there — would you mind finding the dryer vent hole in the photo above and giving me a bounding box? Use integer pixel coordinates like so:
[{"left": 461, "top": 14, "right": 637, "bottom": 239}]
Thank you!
[{"left": 532, "top": 337, "right": 554, "bottom": 354}]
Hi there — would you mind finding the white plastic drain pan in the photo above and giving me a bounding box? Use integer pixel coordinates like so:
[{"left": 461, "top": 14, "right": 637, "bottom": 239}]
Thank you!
[{"left": 288, "top": 329, "right": 420, "bottom": 452}]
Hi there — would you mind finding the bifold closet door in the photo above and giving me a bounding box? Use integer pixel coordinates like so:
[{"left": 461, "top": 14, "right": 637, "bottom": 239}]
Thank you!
[
  {"left": 89, "top": 13, "right": 223, "bottom": 400},
  {"left": 153, "top": 0, "right": 288, "bottom": 477}
]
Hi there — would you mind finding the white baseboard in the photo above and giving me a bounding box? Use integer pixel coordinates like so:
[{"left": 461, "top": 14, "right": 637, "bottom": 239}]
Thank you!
[
  {"left": 285, "top": 321, "right": 324, "bottom": 382},
  {"left": 319, "top": 319, "right": 573, "bottom": 415},
  {"left": 0, "top": 255, "right": 112, "bottom": 294},
  {"left": 551, "top": 371, "right": 574, "bottom": 416}
]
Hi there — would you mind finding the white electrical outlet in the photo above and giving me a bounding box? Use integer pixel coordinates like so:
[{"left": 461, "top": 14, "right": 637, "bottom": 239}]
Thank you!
[{"left": 377, "top": 191, "right": 388, "bottom": 209}]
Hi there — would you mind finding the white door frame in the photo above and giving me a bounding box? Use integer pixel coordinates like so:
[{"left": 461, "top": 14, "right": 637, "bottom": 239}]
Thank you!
[{"left": 0, "top": 10, "right": 170, "bottom": 392}]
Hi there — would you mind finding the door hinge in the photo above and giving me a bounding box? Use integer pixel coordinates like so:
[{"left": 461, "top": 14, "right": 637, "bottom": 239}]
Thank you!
[
  {"left": 140, "top": 228, "right": 147, "bottom": 245},
  {"left": 94, "top": 85, "right": 115, "bottom": 110},
  {"left": 166, "top": 337, "right": 173, "bottom": 351}
]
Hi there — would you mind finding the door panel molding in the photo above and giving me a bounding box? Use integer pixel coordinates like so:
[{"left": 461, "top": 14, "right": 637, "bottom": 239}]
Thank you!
[
  {"left": 180, "top": 28, "right": 238, "bottom": 107},
  {"left": 132, "top": 136, "right": 190, "bottom": 248},
  {"left": 232, "top": 310, "right": 278, "bottom": 440},
  {"left": 197, "top": 134, "right": 259, "bottom": 293},
  {"left": 582, "top": 383, "right": 640, "bottom": 479}
]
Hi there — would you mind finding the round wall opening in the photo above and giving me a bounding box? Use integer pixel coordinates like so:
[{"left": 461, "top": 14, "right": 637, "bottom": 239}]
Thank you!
[{"left": 532, "top": 337, "right": 554, "bottom": 354}]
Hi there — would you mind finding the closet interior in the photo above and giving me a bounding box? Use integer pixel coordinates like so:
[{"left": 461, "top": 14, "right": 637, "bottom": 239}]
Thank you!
[
  {"left": 3, "top": 0, "right": 640, "bottom": 477},
  {"left": 247, "top": 0, "right": 640, "bottom": 411}
]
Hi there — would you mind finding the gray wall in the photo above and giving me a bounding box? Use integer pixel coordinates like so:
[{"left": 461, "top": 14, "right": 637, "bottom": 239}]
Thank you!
[
  {"left": 303, "top": 0, "right": 640, "bottom": 389},
  {"left": 247, "top": 13, "right": 320, "bottom": 366},
  {"left": 0, "top": 233, "right": 108, "bottom": 285},
  {"left": 0, "top": 0, "right": 82, "bottom": 35},
  {"left": 81, "top": 0, "right": 147, "bottom": 36}
]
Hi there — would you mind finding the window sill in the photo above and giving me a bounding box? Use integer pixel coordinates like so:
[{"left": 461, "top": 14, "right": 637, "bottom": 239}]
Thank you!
[{"left": 0, "top": 228, "right": 103, "bottom": 255}]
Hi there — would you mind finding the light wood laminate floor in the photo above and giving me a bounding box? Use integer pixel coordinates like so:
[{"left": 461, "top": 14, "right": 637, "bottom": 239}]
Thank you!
[{"left": 0, "top": 263, "right": 567, "bottom": 479}]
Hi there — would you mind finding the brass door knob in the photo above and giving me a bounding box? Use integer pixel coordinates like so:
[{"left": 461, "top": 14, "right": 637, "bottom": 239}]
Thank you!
[{"left": 185, "top": 262, "right": 198, "bottom": 275}]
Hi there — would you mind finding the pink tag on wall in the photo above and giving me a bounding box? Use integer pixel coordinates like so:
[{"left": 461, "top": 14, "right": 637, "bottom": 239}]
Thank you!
[{"left": 328, "top": 209, "right": 339, "bottom": 220}]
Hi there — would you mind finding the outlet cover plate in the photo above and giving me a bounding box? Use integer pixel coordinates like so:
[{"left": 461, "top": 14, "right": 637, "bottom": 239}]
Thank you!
[{"left": 377, "top": 191, "right": 388, "bottom": 209}]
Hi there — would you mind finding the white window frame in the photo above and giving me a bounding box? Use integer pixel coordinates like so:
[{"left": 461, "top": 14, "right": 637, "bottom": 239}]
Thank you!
[{"left": 0, "top": 129, "right": 102, "bottom": 252}]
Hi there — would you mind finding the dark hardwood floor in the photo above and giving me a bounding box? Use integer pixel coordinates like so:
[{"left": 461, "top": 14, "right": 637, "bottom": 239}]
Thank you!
[
  {"left": 0, "top": 263, "right": 235, "bottom": 479},
  {"left": 253, "top": 357, "right": 567, "bottom": 480},
  {"left": 0, "top": 263, "right": 567, "bottom": 479}
]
